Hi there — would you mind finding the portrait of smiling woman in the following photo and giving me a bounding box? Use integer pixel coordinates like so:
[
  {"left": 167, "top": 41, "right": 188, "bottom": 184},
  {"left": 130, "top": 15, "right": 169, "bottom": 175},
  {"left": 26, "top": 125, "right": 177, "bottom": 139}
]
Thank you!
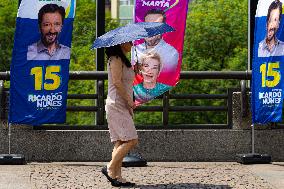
[
  {"left": 133, "top": 50, "right": 171, "bottom": 105},
  {"left": 140, "top": 50, "right": 162, "bottom": 89}
]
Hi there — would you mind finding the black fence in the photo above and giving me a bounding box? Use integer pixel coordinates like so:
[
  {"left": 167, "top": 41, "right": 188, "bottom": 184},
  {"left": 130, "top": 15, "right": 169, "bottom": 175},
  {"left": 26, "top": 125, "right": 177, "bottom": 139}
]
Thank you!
[{"left": 0, "top": 71, "right": 252, "bottom": 130}]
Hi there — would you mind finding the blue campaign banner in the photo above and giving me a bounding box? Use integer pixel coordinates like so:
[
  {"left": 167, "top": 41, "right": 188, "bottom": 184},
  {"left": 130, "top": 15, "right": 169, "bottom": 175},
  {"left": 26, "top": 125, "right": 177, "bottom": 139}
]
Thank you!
[
  {"left": 9, "top": 0, "right": 76, "bottom": 125},
  {"left": 252, "top": 0, "right": 284, "bottom": 123}
]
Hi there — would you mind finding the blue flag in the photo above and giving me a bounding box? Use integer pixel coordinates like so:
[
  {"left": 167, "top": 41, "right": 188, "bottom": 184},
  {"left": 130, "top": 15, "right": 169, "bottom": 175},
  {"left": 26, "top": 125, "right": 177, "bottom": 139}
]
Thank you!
[
  {"left": 252, "top": 0, "right": 284, "bottom": 123},
  {"left": 9, "top": 0, "right": 76, "bottom": 125}
]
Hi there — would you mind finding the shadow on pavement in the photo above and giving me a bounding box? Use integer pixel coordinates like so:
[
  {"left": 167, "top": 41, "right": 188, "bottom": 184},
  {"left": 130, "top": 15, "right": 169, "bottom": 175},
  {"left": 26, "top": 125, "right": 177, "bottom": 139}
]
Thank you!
[
  {"left": 273, "top": 163, "right": 284, "bottom": 167},
  {"left": 135, "top": 183, "right": 232, "bottom": 189}
]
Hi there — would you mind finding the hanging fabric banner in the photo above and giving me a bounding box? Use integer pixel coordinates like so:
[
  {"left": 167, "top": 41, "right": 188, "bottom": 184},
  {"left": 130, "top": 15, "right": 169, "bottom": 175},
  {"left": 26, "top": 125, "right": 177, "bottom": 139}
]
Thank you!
[
  {"left": 132, "top": 0, "right": 190, "bottom": 105},
  {"left": 252, "top": 0, "right": 284, "bottom": 123},
  {"left": 9, "top": 0, "right": 76, "bottom": 125}
]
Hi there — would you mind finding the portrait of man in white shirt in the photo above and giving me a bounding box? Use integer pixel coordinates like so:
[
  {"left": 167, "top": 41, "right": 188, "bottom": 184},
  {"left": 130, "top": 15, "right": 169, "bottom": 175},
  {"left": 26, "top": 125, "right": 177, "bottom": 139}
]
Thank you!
[{"left": 132, "top": 9, "right": 179, "bottom": 73}]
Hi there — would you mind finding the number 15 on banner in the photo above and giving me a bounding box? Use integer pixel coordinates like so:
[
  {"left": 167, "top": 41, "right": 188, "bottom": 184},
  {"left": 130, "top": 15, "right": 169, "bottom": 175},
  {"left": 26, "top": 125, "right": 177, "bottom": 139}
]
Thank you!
[
  {"left": 30, "top": 66, "right": 61, "bottom": 91},
  {"left": 260, "top": 62, "right": 280, "bottom": 88}
]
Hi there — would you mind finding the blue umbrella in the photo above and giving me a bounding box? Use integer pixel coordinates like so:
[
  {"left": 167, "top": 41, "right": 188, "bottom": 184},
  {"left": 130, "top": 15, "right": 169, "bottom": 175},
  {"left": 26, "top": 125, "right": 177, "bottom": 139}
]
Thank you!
[{"left": 92, "top": 22, "right": 175, "bottom": 49}]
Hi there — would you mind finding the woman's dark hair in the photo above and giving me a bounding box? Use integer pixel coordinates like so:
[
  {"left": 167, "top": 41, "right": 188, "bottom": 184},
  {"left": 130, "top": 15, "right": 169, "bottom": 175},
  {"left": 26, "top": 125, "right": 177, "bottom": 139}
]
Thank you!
[{"left": 105, "top": 45, "right": 131, "bottom": 67}]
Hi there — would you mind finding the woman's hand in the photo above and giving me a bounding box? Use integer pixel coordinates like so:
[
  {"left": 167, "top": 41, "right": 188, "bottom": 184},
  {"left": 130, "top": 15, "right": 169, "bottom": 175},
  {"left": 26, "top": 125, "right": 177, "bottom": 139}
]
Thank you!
[
  {"left": 128, "top": 107, "right": 134, "bottom": 118},
  {"left": 128, "top": 101, "right": 136, "bottom": 118},
  {"left": 129, "top": 102, "right": 136, "bottom": 109}
]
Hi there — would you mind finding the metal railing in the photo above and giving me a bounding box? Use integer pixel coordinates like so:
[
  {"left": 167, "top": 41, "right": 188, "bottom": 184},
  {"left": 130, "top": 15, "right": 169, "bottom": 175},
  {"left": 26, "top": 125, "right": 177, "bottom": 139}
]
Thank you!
[{"left": 0, "top": 71, "right": 252, "bottom": 130}]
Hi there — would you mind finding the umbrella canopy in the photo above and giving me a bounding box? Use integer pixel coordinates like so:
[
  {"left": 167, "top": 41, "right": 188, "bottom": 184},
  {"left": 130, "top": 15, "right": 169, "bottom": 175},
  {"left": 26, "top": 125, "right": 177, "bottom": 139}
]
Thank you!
[{"left": 92, "top": 22, "right": 175, "bottom": 49}]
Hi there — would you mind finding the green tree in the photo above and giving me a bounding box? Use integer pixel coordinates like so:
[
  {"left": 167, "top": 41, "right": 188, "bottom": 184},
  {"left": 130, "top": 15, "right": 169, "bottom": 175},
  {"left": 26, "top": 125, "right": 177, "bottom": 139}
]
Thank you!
[
  {"left": 0, "top": 0, "right": 17, "bottom": 71},
  {"left": 0, "top": 0, "right": 249, "bottom": 126},
  {"left": 168, "top": 0, "right": 248, "bottom": 125},
  {"left": 184, "top": 0, "right": 248, "bottom": 71},
  {"left": 66, "top": 1, "right": 119, "bottom": 125}
]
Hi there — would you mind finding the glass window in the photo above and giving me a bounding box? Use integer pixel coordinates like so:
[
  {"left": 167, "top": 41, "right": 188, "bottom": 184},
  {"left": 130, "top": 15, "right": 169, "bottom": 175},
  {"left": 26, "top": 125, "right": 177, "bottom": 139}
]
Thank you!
[{"left": 119, "top": 0, "right": 133, "bottom": 5}]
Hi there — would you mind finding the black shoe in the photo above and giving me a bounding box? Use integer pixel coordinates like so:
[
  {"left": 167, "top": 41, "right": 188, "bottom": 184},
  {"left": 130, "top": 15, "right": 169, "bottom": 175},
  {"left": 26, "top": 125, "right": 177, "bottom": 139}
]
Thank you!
[
  {"left": 111, "top": 180, "right": 122, "bottom": 187},
  {"left": 120, "top": 181, "right": 136, "bottom": 187},
  {"left": 101, "top": 166, "right": 122, "bottom": 187}
]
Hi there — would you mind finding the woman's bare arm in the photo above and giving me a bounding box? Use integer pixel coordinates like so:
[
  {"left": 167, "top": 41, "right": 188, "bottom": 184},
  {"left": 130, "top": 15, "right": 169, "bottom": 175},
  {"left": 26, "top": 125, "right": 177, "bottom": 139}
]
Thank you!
[{"left": 109, "top": 56, "right": 135, "bottom": 108}]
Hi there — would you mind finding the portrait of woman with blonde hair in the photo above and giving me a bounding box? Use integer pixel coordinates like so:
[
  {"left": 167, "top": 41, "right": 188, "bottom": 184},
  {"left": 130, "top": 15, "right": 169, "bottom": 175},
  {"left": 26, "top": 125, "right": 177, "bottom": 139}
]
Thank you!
[{"left": 133, "top": 50, "right": 172, "bottom": 105}]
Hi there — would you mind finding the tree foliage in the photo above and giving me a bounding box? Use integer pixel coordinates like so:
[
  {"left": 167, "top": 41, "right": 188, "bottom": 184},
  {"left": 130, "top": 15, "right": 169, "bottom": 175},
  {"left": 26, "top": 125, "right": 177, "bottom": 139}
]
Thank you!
[
  {"left": 0, "top": 0, "right": 249, "bottom": 125},
  {"left": 184, "top": 0, "right": 248, "bottom": 71},
  {"left": 137, "top": 0, "right": 248, "bottom": 125},
  {"left": 66, "top": 0, "right": 119, "bottom": 125},
  {"left": 0, "top": 0, "right": 17, "bottom": 71},
  {"left": 168, "top": 0, "right": 248, "bottom": 125},
  {"left": 66, "top": 0, "right": 97, "bottom": 125}
]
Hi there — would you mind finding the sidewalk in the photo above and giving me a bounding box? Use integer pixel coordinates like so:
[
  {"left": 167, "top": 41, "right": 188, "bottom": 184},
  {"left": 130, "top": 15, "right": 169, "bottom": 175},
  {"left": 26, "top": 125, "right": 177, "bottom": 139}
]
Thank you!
[{"left": 0, "top": 162, "right": 283, "bottom": 189}]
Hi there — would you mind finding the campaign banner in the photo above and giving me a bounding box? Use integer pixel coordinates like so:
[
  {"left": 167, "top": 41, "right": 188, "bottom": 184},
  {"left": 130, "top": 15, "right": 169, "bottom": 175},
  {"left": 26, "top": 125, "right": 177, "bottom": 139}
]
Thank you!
[
  {"left": 252, "top": 0, "right": 284, "bottom": 123},
  {"left": 9, "top": 0, "right": 76, "bottom": 125},
  {"left": 132, "top": 0, "right": 190, "bottom": 105}
]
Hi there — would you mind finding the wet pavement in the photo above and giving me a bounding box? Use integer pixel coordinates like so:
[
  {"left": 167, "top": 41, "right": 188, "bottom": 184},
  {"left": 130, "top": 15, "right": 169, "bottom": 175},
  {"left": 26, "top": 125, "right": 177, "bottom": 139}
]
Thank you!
[{"left": 0, "top": 162, "right": 283, "bottom": 189}]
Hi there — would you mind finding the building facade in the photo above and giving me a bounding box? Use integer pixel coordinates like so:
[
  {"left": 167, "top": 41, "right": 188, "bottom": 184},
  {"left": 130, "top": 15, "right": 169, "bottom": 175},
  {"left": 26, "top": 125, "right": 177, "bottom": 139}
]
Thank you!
[{"left": 111, "top": 0, "right": 134, "bottom": 24}]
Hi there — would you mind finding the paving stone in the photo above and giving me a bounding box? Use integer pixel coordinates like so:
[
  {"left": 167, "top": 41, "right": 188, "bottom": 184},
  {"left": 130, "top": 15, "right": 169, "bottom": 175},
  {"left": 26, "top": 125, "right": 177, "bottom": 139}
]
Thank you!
[{"left": 0, "top": 162, "right": 283, "bottom": 189}]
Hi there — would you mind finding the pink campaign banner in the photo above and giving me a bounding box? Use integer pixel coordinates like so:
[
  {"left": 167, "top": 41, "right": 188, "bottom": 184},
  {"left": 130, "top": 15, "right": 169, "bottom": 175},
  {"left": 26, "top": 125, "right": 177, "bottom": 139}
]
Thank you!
[{"left": 132, "top": 0, "right": 190, "bottom": 105}]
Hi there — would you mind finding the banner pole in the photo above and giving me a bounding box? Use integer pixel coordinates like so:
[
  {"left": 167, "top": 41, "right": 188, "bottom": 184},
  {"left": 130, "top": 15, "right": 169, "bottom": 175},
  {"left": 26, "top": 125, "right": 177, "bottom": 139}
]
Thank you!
[
  {"left": 251, "top": 124, "right": 255, "bottom": 154},
  {"left": 8, "top": 123, "right": 11, "bottom": 155},
  {"left": 96, "top": 0, "right": 105, "bottom": 125},
  {"left": 235, "top": 0, "right": 271, "bottom": 164}
]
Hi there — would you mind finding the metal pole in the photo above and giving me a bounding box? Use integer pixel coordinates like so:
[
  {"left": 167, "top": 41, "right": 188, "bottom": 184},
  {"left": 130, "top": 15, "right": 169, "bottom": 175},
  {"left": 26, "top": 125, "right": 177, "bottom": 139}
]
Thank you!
[
  {"left": 8, "top": 123, "right": 11, "bottom": 154},
  {"left": 240, "top": 80, "right": 248, "bottom": 117},
  {"left": 248, "top": 0, "right": 251, "bottom": 88},
  {"left": 96, "top": 0, "right": 105, "bottom": 125},
  {"left": 249, "top": 0, "right": 259, "bottom": 87},
  {"left": 162, "top": 91, "right": 169, "bottom": 126},
  {"left": 248, "top": 0, "right": 255, "bottom": 155},
  {"left": 0, "top": 80, "right": 4, "bottom": 120},
  {"left": 251, "top": 124, "right": 255, "bottom": 154},
  {"left": 96, "top": 0, "right": 105, "bottom": 71},
  {"left": 250, "top": 1, "right": 258, "bottom": 154},
  {"left": 227, "top": 88, "right": 233, "bottom": 129}
]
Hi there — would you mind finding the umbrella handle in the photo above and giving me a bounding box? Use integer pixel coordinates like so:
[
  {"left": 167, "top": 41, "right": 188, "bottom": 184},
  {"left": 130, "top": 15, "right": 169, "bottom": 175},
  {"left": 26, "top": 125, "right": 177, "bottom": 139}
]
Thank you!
[
  {"left": 134, "top": 64, "right": 140, "bottom": 74},
  {"left": 134, "top": 46, "right": 139, "bottom": 64},
  {"left": 133, "top": 46, "right": 141, "bottom": 74}
]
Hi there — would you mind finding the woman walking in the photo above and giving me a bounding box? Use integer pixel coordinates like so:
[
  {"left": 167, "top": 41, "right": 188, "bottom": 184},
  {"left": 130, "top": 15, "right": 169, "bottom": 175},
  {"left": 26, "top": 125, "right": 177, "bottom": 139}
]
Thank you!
[{"left": 101, "top": 41, "right": 138, "bottom": 187}]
